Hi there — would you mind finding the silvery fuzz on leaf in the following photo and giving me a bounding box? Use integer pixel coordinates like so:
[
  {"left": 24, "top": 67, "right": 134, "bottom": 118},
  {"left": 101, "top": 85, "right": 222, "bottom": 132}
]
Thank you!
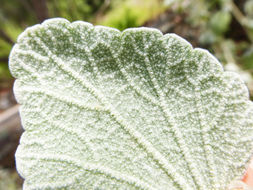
[{"left": 9, "top": 18, "right": 253, "bottom": 190}]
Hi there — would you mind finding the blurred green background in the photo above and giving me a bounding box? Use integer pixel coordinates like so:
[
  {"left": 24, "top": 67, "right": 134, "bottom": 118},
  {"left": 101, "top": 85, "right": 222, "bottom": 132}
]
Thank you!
[{"left": 0, "top": 0, "right": 253, "bottom": 189}]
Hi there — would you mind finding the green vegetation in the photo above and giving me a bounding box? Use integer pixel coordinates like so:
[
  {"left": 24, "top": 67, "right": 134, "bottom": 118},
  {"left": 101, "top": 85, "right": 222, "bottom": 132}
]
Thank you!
[{"left": 100, "top": 0, "right": 165, "bottom": 30}]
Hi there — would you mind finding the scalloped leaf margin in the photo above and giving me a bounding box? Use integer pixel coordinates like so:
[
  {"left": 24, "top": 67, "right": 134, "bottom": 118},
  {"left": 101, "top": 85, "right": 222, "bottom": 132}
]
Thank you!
[{"left": 9, "top": 18, "right": 253, "bottom": 190}]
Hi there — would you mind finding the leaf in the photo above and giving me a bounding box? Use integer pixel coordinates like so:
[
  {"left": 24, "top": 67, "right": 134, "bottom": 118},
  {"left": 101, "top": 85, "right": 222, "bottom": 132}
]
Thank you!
[
  {"left": 210, "top": 11, "right": 232, "bottom": 35},
  {"left": 9, "top": 18, "right": 253, "bottom": 190}
]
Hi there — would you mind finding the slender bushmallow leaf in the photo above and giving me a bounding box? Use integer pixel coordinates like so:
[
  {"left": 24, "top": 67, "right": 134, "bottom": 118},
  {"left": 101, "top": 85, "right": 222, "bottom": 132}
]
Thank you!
[{"left": 9, "top": 18, "right": 253, "bottom": 190}]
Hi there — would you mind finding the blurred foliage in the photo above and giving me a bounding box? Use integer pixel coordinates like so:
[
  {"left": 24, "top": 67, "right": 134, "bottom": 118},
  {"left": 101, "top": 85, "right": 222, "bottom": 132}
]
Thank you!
[
  {"left": 47, "top": 0, "right": 104, "bottom": 22},
  {"left": 210, "top": 10, "right": 231, "bottom": 35},
  {"left": 99, "top": 0, "right": 165, "bottom": 30},
  {"left": 0, "top": 168, "right": 22, "bottom": 190}
]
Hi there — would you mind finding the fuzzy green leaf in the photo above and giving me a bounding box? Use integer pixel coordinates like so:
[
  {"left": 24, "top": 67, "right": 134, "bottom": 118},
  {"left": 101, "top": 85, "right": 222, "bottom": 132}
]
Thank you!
[{"left": 9, "top": 18, "right": 253, "bottom": 190}]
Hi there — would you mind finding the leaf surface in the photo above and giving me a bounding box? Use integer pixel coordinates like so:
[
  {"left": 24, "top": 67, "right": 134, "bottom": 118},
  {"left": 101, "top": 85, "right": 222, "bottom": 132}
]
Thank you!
[{"left": 9, "top": 18, "right": 253, "bottom": 190}]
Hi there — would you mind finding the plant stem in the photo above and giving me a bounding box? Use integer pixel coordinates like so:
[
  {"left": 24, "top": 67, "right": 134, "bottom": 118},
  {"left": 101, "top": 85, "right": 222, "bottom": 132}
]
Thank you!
[
  {"left": 0, "top": 30, "right": 14, "bottom": 45},
  {"left": 229, "top": 0, "right": 253, "bottom": 42}
]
